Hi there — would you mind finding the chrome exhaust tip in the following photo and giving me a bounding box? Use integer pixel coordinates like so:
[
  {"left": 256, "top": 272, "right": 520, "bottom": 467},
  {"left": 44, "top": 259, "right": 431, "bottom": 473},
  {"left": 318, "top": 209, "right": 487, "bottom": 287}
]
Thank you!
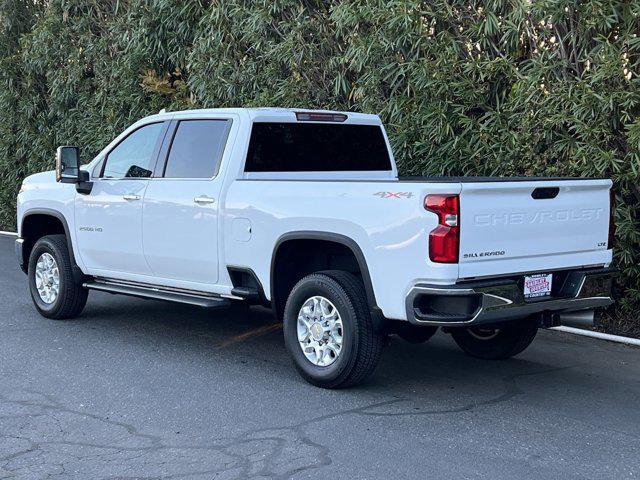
[{"left": 557, "top": 310, "right": 595, "bottom": 329}]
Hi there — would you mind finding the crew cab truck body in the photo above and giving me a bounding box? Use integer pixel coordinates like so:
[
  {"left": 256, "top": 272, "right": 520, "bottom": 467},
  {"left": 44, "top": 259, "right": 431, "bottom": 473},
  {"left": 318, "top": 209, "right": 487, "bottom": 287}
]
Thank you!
[{"left": 16, "top": 108, "right": 615, "bottom": 388}]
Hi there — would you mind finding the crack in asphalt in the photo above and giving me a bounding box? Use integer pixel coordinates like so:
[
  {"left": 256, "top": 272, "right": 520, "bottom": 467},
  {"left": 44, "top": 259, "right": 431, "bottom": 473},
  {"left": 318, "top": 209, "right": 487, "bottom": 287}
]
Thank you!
[
  {"left": 354, "top": 366, "right": 576, "bottom": 418},
  {"left": 0, "top": 366, "right": 567, "bottom": 480}
]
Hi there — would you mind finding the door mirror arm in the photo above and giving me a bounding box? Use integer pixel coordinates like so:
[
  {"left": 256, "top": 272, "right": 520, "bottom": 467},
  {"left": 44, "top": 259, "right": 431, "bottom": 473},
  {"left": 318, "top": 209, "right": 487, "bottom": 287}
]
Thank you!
[{"left": 76, "top": 170, "right": 93, "bottom": 195}]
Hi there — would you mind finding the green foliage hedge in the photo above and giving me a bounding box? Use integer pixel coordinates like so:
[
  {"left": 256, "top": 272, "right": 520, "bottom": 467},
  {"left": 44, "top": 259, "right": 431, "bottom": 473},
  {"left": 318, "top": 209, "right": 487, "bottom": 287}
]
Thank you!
[{"left": 1, "top": 1, "right": 638, "bottom": 328}]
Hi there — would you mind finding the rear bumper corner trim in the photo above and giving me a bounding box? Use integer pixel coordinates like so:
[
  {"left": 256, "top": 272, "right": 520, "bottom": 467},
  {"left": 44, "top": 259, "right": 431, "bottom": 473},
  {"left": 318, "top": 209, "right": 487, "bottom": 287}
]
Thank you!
[{"left": 406, "top": 267, "right": 616, "bottom": 327}]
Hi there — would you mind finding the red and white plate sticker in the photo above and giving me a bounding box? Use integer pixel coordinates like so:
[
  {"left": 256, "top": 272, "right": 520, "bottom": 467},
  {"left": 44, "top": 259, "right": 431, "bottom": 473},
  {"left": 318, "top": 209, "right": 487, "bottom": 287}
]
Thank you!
[{"left": 523, "top": 273, "right": 553, "bottom": 299}]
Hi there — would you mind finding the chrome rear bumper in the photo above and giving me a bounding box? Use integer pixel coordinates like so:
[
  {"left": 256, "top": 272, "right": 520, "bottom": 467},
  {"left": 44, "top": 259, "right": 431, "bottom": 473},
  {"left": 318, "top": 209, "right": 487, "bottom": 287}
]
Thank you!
[{"left": 406, "top": 267, "right": 615, "bottom": 327}]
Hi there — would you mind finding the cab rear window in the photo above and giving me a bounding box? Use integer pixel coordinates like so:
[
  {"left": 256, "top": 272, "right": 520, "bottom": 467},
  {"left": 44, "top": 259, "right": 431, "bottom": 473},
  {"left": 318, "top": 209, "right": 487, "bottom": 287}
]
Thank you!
[{"left": 244, "top": 123, "right": 392, "bottom": 172}]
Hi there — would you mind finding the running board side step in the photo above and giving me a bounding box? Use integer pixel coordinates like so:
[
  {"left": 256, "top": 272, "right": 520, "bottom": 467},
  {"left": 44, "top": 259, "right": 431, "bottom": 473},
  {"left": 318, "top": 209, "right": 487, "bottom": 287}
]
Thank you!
[
  {"left": 230, "top": 286, "right": 260, "bottom": 302},
  {"left": 83, "top": 280, "right": 231, "bottom": 309}
]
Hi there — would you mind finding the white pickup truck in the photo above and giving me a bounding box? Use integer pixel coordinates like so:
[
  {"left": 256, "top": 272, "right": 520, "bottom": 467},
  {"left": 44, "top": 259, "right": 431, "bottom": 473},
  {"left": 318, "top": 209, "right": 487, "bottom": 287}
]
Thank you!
[{"left": 16, "top": 108, "right": 615, "bottom": 388}]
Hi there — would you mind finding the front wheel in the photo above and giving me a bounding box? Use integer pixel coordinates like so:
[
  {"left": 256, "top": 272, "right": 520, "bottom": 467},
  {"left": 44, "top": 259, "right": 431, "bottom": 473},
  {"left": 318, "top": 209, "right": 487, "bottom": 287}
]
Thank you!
[
  {"left": 450, "top": 318, "right": 538, "bottom": 360},
  {"left": 28, "top": 234, "right": 88, "bottom": 320},
  {"left": 283, "top": 271, "right": 384, "bottom": 389}
]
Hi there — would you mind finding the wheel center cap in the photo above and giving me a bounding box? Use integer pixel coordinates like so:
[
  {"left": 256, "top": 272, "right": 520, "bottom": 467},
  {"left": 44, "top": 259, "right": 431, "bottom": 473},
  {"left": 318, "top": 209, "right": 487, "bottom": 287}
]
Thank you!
[{"left": 311, "top": 322, "right": 324, "bottom": 341}]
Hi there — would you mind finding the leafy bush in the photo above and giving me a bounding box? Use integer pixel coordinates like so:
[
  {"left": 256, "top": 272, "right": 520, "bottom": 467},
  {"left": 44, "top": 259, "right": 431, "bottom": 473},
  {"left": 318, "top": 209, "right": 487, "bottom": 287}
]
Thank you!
[{"left": 1, "top": 0, "right": 638, "bottom": 329}]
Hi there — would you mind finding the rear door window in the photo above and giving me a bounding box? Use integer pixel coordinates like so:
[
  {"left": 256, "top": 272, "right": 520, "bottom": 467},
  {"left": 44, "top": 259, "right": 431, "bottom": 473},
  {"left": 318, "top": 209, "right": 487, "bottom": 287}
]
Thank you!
[
  {"left": 163, "top": 120, "right": 231, "bottom": 178},
  {"left": 244, "top": 123, "right": 392, "bottom": 172}
]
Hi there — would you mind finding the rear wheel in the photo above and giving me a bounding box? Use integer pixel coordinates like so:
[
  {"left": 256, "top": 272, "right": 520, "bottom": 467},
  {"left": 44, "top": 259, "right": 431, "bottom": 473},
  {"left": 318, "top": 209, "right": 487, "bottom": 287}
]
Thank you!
[
  {"left": 28, "top": 234, "right": 88, "bottom": 319},
  {"left": 283, "top": 270, "right": 384, "bottom": 388},
  {"left": 450, "top": 318, "right": 538, "bottom": 360},
  {"left": 395, "top": 323, "right": 438, "bottom": 344}
]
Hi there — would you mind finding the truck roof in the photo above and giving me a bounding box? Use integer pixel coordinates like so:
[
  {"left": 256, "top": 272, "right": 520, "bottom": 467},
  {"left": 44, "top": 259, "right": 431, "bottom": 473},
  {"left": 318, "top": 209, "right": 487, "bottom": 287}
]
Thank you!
[{"left": 141, "top": 107, "right": 382, "bottom": 125}]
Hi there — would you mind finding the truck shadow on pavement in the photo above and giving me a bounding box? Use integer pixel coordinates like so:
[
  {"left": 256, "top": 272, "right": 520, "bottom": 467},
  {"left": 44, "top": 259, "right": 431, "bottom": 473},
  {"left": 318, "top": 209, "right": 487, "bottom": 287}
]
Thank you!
[
  {"left": 78, "top": 293, "right": 574, "bottom": 390},
  {"left": 1, "top": 293, "right": 616, "bottom": 479}
]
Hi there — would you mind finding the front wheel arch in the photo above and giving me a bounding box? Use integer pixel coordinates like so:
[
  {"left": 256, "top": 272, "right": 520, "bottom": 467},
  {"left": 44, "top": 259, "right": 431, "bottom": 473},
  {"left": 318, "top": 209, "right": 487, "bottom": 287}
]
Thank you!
[{"left": 20, "top": 209, "right": 81, "bottom": 279}]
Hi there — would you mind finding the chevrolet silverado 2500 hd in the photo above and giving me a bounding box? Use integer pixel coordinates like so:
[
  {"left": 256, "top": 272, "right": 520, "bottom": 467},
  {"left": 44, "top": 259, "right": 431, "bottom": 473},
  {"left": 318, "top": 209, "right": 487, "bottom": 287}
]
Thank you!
[{"left": 15, "top": 108, "right": 615, "bottom": 388}]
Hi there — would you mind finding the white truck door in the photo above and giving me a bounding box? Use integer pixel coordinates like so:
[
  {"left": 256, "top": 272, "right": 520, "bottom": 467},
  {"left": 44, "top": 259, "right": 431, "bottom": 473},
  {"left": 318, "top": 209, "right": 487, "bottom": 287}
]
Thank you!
[
  {"left": 75, "top": 121, "right": 168, "bottom": 275},
  {"left": 141, "top": 119, "right": 232, "bottom": 287}
]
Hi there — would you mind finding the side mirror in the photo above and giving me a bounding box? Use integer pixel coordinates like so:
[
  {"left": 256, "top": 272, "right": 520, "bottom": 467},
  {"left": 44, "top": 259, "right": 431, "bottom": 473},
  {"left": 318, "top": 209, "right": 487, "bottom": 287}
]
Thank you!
[
  {"left": 55, "top": 146, "right": 93, "bottom": 194},
  {"left": 56, "top": 146, "right": 80, "bottom": 183}
]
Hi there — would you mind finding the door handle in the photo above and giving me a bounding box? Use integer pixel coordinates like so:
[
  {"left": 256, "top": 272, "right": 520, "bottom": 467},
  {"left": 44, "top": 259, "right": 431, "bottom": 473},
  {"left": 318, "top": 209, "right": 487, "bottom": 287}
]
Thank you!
[
  {"left": 123, "top": 194, "right": 141, "bottom": 201},
  {"left": 194, "top": 196, "right": 215, "bottom": 205}
]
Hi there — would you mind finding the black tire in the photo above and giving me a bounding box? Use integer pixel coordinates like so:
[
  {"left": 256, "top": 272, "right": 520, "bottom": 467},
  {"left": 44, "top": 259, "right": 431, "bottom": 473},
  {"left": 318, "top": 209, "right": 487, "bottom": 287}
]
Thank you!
[
  {"left": 283, "top": 270, "right": 384, "bottom": 389},
  {"left": 450, "top": 318, "right": 538, "bottom": 360},
  {"left": 395, "top": 323, "right": 438, "bottom": 344},
  {"left": 28, "top": 234, "right": 88, "bottom": 320}
]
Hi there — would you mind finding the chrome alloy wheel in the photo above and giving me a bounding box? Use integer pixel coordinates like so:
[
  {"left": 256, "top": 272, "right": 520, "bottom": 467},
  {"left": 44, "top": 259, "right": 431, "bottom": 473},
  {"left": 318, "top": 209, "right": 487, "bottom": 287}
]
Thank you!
[
  {"left": 35, "top": 252, "right": 60, "bottom": 304},
  {"left": 297, "top": 296, "right": 344, "bottom": 367}
]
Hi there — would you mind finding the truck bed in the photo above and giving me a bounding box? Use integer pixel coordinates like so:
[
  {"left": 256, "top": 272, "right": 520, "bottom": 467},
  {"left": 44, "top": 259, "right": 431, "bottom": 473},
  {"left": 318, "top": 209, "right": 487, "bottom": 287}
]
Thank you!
[{"left": 399, "top": 176, "right": 603, "bottom": 183}]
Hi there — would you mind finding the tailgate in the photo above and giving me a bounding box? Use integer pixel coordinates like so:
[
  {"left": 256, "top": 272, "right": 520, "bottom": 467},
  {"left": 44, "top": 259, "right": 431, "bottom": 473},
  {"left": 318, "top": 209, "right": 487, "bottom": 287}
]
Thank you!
[{"left": 458, "top": 179, "right": 612, "bottom": 279}]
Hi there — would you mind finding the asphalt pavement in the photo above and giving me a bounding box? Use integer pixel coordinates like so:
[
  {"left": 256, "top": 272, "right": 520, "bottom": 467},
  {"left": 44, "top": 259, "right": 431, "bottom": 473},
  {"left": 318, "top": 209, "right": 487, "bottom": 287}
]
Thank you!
[{"left": 1, "top": 234, "right": 639, "bottom": 480}]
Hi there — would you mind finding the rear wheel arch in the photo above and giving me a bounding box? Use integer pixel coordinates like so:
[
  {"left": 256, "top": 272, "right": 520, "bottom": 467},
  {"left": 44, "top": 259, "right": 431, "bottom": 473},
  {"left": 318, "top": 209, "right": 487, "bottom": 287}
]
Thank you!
[{"left": 270, "top": 231, "right": 378, "bottom": 319}]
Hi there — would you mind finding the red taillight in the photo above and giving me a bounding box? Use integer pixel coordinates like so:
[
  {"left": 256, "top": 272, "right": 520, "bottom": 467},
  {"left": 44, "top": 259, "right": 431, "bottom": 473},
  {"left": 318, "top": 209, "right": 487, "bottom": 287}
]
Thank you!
[
  {"left": 425, "top": 194, "right": 460, "bottom": 263},
  {"left": 608, "top": 188, "right": 615, "bottom": 249}
]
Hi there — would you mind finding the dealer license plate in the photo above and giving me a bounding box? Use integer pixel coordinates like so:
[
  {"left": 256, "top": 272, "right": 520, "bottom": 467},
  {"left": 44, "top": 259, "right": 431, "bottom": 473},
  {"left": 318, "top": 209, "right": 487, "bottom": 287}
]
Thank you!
[{"left": 523, "top": 273, "right": 553, "bottom": 299}]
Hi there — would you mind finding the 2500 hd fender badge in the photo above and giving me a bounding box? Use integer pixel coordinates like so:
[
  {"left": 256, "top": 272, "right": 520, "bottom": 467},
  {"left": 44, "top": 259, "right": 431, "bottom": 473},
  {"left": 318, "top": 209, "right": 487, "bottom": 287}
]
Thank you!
[
  {"left": 79, "top": 226, "right": 103, "bottom": 233},
  {"left": 463, "top": 250, "right": 506, "bottom": 259}
]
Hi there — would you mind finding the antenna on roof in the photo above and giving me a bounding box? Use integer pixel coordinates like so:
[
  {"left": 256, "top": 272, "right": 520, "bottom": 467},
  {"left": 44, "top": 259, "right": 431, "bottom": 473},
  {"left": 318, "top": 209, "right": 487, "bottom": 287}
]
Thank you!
[{"left": 158, "top": 108, "right": 167, "bottom": 114}]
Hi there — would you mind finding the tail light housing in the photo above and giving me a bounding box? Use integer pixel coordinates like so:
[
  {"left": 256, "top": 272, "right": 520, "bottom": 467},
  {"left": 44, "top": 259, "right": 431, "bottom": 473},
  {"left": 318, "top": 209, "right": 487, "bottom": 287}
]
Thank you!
[
  {"left": 608, "top": 188, "right": 615, "bottom": 249},
  {"left": 425, "top": 194, "right": 460, "bottom": 263}
]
